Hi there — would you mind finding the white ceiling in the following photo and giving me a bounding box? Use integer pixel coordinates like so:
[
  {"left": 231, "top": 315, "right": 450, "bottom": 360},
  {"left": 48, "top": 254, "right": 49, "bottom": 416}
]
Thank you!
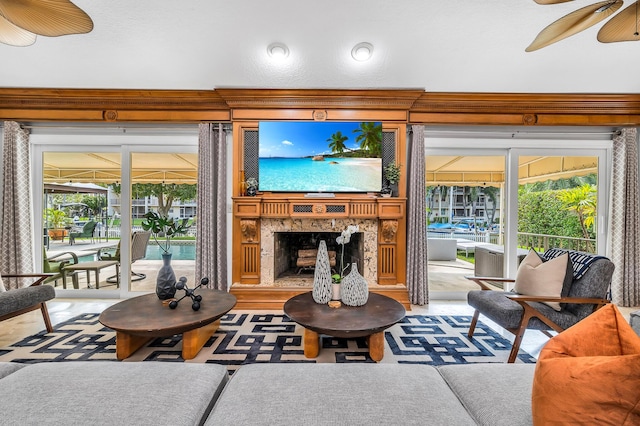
[{"left": 1, "top": 0, "right": 639, "bottom": 93}]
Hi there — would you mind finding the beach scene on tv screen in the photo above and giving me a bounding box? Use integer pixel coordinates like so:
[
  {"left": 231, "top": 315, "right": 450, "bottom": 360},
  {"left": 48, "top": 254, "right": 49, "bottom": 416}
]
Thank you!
[{"left": 258, "top": 121, "right": 383, "bottom": 192}]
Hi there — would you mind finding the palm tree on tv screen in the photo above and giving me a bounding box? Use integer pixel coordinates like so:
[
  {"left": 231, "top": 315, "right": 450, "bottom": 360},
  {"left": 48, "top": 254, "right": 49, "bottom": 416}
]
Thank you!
[
  {"left": 353, "top": 122, "right": 382, "bottom": 157},
  {"left": 327, "top": 131, "right": 349, "bottom": 155}
]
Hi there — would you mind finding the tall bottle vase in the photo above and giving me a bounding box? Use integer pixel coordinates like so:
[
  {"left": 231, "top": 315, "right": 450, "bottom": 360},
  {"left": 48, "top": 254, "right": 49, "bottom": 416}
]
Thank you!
[{"left": 156, "top": 252, "right": 177, "bottom": 300}]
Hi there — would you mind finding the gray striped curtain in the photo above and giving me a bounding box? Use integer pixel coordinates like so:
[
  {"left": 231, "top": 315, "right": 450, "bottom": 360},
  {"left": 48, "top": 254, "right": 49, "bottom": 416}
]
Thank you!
[
  {"left": 0, "top": 121, "right": 34, "bottom": 289},
  {"left": 609, "top": 128, "right": 640, "bottom": 307},
  {"left": 196, "top": 123, "right": 228, "bottom": 291},
  {"left": 406, "top": 125, "right": 428, "bottom": 305}
]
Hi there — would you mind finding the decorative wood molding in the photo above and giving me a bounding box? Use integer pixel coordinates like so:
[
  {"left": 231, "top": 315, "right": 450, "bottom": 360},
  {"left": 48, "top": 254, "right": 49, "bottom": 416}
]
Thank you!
[
  {"left": 215, "top": 88, "right": 424, "bottom": 110},
  {"left": 1, "top": 88, "right": 639, "bottom": 125},
  {"left": 0, "top": 88, "right": 230, "bottom": 122},
  {"left": 240, "top": 219, "right": 258, "bottom": 242},
  {"left": 409, "top": 92, "right": 640, "bottom": 126},
  {"left": 381, "top": 220, "right": 399, "bottom": 243}
]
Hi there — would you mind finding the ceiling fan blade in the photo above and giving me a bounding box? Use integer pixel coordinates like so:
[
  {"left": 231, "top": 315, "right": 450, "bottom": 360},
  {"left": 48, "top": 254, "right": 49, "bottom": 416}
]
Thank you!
[
  {"left": 534, "top": 0, "right": 575, "bottom": 4},
  {"left": 526, "top": 0, "right": 623, "bottom": 51},
  {"left": 598, "top": 0, "right": 640, "bottom": 42},
  {"left": 0, "top": 13, "right": 36, "bottom": 46},
  {"left": 0, "top": 0, "right": 93, "bottom": 37}
]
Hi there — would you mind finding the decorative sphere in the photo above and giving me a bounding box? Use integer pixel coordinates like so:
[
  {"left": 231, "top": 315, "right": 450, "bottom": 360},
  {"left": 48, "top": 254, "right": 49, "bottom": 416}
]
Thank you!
[
  {"left": 201, "top": 277, "right": 209, "bottom": 286},
  {"left": 192, "top": 301, "right": 201, "bottom": 311},
  {"left": 169, "top": 300, "right": 178, "bottom": 309},
  {"left": 175, "top": 281, "right": 185, "bottom": 291},
  {"left": 195, "top": 294, "right": 202, "bottom": 302}
]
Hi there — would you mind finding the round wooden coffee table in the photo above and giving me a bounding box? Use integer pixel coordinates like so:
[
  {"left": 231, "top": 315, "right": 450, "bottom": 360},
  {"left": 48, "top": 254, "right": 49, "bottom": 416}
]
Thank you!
[
  {"left": 283, "top": 291, "right": 406, "bottom": 362},
  {"left": 99, "top": 289, "right": 236, "bottom": 360}
]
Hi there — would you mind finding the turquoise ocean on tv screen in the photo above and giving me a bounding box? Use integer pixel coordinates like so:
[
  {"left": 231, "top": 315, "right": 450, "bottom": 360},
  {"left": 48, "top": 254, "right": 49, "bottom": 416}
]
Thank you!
[{"left": 259, "top": 157, "right": 382, "bottom": 192}]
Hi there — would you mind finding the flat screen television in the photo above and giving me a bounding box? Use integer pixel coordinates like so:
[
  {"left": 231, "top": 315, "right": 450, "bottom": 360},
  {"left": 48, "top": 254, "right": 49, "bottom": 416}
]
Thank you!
[{"left": 258, "top": 121, "right": 383, "bottom": 193}]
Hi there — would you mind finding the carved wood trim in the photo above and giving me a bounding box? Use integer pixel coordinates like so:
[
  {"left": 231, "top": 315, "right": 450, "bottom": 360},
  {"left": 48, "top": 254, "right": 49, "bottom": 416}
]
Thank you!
[
  {"left": 409, "top": 92, "right": 640, "bottom": 125},
  {"left": 1, "top": 88, "right": 639, "bottom": 125},
  {"left": 216, "top": 88, "right": 424, "bottom": 110}
]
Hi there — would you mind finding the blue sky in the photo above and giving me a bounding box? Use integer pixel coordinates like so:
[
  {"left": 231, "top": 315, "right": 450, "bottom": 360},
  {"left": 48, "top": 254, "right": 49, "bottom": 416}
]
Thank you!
[{"left": 258, "top": 121, "right": 372, "bottom": 158}]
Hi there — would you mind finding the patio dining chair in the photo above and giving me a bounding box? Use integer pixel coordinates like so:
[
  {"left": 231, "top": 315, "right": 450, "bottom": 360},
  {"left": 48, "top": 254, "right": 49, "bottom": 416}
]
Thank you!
[
  {"left": 43, "top": 247, "right": 80, "bottom": 289},
  {"left": 69, "top": 220, "right": 97, "bottom": 245},
  {"left": 98, "top": 231, "right": 151, "bottom": 285},
  {"left": 465, "top": 248, "right": 614, "bottom": 363}
]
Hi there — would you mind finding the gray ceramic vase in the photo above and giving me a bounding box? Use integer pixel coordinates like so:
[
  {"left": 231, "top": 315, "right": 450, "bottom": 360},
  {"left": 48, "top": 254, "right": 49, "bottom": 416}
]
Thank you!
[{"left": 156, "top": 252, "right": 177, "bottom": 300}]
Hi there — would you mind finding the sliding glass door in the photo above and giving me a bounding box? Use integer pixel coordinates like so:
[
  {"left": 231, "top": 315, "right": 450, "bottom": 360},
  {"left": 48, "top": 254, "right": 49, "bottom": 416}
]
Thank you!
[
  {"left": 32, "top": 126, "right": 199, "bottom": 298},
  {"left": 425, "top": 133, "right": 611, "bottom": 299}
]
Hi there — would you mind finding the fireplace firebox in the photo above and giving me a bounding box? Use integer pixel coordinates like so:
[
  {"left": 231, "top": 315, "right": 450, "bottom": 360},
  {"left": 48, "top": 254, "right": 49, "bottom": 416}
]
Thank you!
[{"left": 274, "top": 231, "right": 363, "bottom": 279}]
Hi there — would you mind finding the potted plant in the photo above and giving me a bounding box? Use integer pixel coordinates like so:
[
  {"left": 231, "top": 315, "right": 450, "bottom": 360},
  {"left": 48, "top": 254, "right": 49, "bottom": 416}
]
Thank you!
[
  {"left": 382, "top": 162, "right": 401, "bottom": 197},
  {"left": 141, "top": 211, "right": 191, "bottom": 299},
  {"left": 46, "top": 208, "right": 71, "bottom": 241}
]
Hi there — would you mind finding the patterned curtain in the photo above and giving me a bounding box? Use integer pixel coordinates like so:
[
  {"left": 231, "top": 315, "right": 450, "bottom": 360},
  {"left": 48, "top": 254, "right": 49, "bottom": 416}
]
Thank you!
[
  {"left": 196, "top": 123, "right": 228, "bottom": 291},
  {"left": 0, "top": 121, "right": 34, "bottom": 289},
  {"left": 406, "top": 125, "right": 428, "bottom": 305},
  {"left": 609, "top": 128, "right": 640, "bottom": 307}
]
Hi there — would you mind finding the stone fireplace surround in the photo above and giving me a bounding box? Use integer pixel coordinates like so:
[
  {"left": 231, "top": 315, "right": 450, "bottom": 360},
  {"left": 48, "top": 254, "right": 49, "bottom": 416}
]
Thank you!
[{"left": 261, "top": 218, "right": 377, "bottom": 286}]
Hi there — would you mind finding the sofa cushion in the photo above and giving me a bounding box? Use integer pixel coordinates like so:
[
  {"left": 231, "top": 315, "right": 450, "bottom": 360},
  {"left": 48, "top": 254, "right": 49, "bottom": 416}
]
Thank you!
[
  {"left": 438, "top": 363, "right": 535, "bottom": 426},
  {"left": 0, "top": 362, "right": 27, "bottom": 379},
  {"left": 514, "top": 250, "right": 570, "bottom": 311},
  {"left": 205, "top": 363, "right": 475, "bottom": 425},
  {"left": 0, "top": 362, "right": 228, "bottom": 426},
  {"left": 532, "top": 304, "right": 640, "bottom": 425}
]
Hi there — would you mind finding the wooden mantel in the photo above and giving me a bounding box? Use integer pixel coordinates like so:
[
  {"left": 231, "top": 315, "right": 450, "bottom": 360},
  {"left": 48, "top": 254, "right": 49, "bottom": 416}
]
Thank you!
[{"left": 231, "top": 195, "right": 409, "bottom": 309}]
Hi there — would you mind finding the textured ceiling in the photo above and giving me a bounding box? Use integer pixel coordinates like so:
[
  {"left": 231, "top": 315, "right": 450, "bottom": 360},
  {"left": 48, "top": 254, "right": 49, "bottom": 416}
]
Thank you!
[{"left": 1, "top": 0, "right": 639, "bottom": 93}]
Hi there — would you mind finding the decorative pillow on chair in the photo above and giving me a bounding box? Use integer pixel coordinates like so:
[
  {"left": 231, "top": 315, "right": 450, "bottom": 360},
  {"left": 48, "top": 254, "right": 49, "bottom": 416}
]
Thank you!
[
  {"left": 514, "top": 249, "right": 571, "bottom": 311},
  {"left": 532, "top": 304, "right": 640, "bottom": 425}
]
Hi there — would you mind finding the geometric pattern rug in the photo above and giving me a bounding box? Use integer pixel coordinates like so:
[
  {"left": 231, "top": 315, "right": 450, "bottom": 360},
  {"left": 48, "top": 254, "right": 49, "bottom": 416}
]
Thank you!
[{"left": 0, "top": 312, "right": 536, "bottom": 373}]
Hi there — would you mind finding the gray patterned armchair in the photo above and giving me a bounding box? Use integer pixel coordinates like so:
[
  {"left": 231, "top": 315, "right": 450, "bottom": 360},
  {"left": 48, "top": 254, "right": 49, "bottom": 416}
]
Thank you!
[
  {"left": 465, "top": 249, "right": 615, "bottom": 363},
  {"left": 0, "top": 274, "right": 56, "bottom": 332}
]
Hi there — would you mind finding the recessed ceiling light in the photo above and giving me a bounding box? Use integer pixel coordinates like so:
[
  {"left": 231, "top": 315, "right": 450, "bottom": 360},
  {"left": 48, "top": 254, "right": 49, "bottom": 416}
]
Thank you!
[
  {"left": 267, "top": 42, "right": 289, "bottom": 59},
  {"left": 351, "top": 42, "right": 373, "bottom": 61}
]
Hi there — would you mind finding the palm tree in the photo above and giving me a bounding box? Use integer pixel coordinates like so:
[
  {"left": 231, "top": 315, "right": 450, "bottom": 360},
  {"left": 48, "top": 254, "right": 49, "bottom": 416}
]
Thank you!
[
  {"left": 558, "top": 183, "right": 597, "bottom": 240},
  {"left": 353, "top": 122, "right": 382, "bottom": 157},
  {"left": 482, "top": 186, "right": 500, "bottom": 226},
  {"left": 327, "top": 131, "right": 349, "bottom": 155}
]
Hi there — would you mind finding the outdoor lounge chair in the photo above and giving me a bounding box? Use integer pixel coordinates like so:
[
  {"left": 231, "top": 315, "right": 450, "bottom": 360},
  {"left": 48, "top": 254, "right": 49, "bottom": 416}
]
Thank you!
[
  {"left": 465, "top": 248, "right": 614, "bottom": 363},
  {"left": 98, "top": 231, "right": 151, "bottom": 284},
  {"left": 0, "top": 273, "right": 56, "bottom": 332},
  {"left": 69, "top": 220, "right": 97, "bottom": 245}
]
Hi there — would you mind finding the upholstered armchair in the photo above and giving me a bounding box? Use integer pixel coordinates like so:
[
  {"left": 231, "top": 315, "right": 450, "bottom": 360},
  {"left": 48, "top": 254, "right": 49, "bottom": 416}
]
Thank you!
[
  {"left": 0, "top": 274, "right": 56, "bottom": 332},
  {"left": 465, "top": 249, "right": 615, "bottom": 363}
]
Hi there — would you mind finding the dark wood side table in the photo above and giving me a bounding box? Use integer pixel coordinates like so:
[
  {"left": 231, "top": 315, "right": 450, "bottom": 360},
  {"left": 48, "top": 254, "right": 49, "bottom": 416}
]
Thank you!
[
  {"left": 99, "top": 289, "right": 237, "bottom": 360},
  {"left": 283, "top": 291, "right": 406, "bottom": 362}
]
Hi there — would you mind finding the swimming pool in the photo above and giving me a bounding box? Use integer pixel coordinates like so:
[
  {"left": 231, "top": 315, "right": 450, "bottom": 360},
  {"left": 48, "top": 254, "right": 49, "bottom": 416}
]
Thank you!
[{"left": 79, "top": 242, "right": 196, "bottom": 262}]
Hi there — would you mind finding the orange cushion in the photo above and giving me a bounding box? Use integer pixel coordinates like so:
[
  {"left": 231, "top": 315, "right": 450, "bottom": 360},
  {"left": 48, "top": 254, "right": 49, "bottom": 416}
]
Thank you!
[{"left": 532, "top": 304, "right": 640, "bottom": 425}]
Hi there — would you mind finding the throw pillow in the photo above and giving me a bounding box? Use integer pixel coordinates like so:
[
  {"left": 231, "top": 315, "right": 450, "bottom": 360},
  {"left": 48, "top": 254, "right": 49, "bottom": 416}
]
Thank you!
[
  {"left": 532, "top": 304, "right": 640, "bottom": 425},
  {"left": 514, "top": 250, "right": 570, "bottom": 311}
]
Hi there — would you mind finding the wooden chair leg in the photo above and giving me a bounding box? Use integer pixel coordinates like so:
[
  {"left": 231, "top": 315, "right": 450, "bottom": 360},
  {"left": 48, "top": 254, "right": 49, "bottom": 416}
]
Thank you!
[
  {"left": 40, "top": 302, "right": 54, "bottom": 332},
  {"left": 468, "top": 309, "right": 480, "bottom": 338}
]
